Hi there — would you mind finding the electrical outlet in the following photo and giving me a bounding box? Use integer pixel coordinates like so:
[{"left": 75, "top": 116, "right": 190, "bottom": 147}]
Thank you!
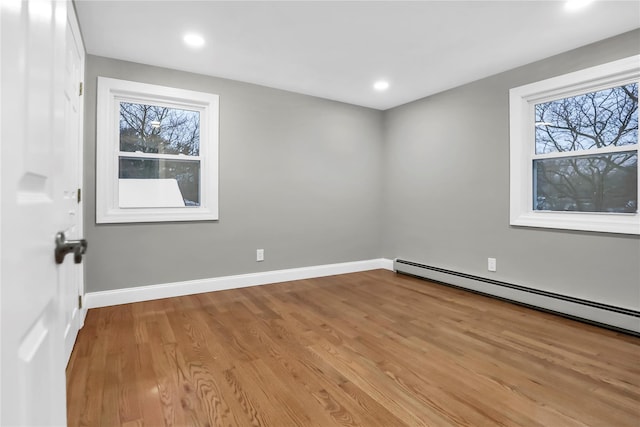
[
  {"left": 488, "top": 257, "right": 497, "bottom": 272},
  {"left": 256, "top": 249, "right": 264, "bottom": 262}
]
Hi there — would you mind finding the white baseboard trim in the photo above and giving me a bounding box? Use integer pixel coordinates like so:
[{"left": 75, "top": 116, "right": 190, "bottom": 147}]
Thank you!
[{"left": 85, "top": 258, "right": 394, "bottom": 309}]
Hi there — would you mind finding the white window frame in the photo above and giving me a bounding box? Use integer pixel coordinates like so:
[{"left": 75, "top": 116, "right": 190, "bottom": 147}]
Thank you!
[
  {"left": 509, "top": 55, "right": 640, "bottom": 235},
  {"left": 96, "top": 77, "right": 219, "bottom": 223}
]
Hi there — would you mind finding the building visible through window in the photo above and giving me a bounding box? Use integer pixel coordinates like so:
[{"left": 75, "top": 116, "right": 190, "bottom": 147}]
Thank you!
[{"left": 118, "top": 102, "right": 202, "bottom": 207}]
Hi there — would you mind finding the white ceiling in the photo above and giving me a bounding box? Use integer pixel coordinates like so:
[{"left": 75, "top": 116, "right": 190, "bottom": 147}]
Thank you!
[{"left": 75, "top": 0, "right": 640, "bottom": 110}]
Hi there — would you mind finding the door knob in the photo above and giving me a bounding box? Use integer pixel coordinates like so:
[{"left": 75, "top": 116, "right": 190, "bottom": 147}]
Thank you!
[{"left": 54, "top": 232, "right": 87, "bottom": 264}]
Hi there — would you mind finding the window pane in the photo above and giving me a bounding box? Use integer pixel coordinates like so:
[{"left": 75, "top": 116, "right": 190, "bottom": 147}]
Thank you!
[
  {"left": 535, "top": 83, "right": 638, "bottom": 154},
  {"left": 119, "top": 102, "right": 200, "bottom": 155},
  {"left": 119, "top": 157, "right": 200, "bottom": 206},
  {"left": 533, "top": 152, "right": 637, "bottom": 213}
]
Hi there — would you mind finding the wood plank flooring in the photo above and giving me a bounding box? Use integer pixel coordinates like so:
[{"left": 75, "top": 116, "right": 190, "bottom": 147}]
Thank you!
[{"left": 66, "top": 270, "right": 640, "bottom": 426}]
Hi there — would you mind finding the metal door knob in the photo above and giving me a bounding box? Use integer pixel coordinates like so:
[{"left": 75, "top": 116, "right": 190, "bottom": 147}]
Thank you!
[{"left": 54, "top": 232, "right": 87, "bottom": 264}]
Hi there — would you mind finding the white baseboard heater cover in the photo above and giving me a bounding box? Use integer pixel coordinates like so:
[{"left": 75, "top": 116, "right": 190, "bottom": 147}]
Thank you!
[{"left": 394, "top": 259, "right": 640, "bottom": 336}]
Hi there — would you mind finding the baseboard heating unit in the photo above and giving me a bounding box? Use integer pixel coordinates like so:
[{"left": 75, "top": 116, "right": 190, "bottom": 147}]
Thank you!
[{"left": 393, "top": 259, "right": 640, "bottom": 336}]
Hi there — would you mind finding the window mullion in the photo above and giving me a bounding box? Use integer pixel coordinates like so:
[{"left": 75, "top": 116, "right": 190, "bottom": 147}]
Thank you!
[
  {"left": 532, "top": 144, "right": 638, "bottom": 160},
  {"left": 118, "top": 151, "right": 202, "bottom": 161}
]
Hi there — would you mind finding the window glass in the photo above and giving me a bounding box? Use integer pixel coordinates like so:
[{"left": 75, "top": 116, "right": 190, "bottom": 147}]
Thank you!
[
  {"left": 535, "top": 84, "right": 638, "bottom": 154},
  {"left": 119, "top": 102, "right": 200, "bottom": 155},
  {"left": 532, "top": 83, "right": 638, "bottom": 214},
  {"left": 118, "top": 102, "right": 202, "bottom": 208},
  {"left": 119, "top": 157, "right": 201, "bottom": 206},
  {"left": 534, "top": 152, "right": 638, "bottom": 213}
]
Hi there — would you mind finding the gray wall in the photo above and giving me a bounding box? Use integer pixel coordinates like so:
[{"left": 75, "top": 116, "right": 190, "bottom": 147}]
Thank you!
[
  {"left": 86, "top": 30, "right": 639, "bottom": 310},
  {"left": 382, "top": 29, "right": 640, "bottom": 310},
  {"left": 84, "top": 56, "right": 384, "bottom": 292}
]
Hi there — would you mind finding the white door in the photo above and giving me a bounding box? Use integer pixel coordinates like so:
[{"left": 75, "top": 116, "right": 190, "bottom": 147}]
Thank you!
[
  {"left": 1, "top": 0, "right": 85, "bottom": 425},
  {"left": 61, "top": 1, "right": 85, "bottom": 365}
]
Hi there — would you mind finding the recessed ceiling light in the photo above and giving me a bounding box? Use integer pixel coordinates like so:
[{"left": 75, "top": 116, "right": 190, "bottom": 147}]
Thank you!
[
  {"left": 565, "top": 0, "right": 595, "bottom": 12},
  {"left": 183, "top": 33, "right": 205, "bottom": 48},
  {"left": 374, "top": 80, "right": 390, "bottom": 91}
]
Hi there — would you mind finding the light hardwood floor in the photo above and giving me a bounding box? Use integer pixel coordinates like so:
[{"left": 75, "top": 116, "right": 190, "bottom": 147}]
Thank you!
[{"left": 66, "top": 270, "right": 640, "bottom": 426}]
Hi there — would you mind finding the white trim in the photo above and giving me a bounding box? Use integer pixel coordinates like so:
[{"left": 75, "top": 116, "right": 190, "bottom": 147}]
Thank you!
[
  {"left": 509, "top": 55, "right": 640, "bottom": 235},
  {"left": 64, "top": 4, "right": 86, "bottom": 368},
  {"left": 379, "top": 257, "right": 394, "bottom": 271},
  {"left": 96, "top": 77, "right": 219, "bottom": 223},
  {"left": 84, "top": 258, "right": 394, "bottom": 309},
  {"left": 532, "top": 144, "right": 636, "bottom": 161}
]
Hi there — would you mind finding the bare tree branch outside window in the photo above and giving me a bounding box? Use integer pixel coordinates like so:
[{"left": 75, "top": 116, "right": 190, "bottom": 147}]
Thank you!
[
  {"left": 534, "top": 84, "right": 638, "bottom": 213},
  {"left": 119, "top": 102, "right": 200, "bottom": 155},
  {"left": 118, "top": 102, "right": 201, "bottom": 206}
]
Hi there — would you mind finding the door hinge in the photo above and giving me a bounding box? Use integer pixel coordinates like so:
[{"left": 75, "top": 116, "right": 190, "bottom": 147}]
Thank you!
[
  {"left": 77, "top": 188, "right": 81, "bottom": 203},
  {"left": 79, "top": 82, "right": 83, "bottom": 96},
  {"left": 78, "top": 295, "right": 83, "bottom": 309}
]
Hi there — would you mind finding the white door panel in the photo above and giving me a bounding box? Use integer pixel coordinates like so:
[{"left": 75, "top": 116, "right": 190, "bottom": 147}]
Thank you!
[{"left": 1, "top": 0, "right": 85, "bottom": 424}]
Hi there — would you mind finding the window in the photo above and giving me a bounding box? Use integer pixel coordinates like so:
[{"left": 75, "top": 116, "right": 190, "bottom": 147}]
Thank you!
[
  {"left": 510, "top": 56, "right": 639, "bottom": 235},
  {"left": 96, "top": 77, "right": 219, "bottom": 223}
]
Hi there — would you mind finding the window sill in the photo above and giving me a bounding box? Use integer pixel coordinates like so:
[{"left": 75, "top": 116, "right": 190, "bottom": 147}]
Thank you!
[
  {"left": 96, "top": 207, "right": 218, "bottom": 224},
  {"left": 510, "top": 211, "right": 639, "bottom": 235}
]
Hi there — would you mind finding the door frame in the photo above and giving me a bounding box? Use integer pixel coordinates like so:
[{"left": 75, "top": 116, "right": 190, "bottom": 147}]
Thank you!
[{"left": 64, "top": 1, "right": 86, "bottom": 366}]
